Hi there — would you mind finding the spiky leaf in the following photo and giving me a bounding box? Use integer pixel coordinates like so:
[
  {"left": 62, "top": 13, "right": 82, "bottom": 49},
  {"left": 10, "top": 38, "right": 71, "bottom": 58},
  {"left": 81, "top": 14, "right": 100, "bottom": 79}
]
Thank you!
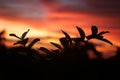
[
  {"left": 61, "top": 30, "right": 70, "bottom": 38},
  {"left": 99, "top": 38, "right": 113, "bottom": 45},
  {"left": 61, "top": 30, "right": 72, "bottom": 46},
  {"left": 98, "top": 31, "right": 109, "bottom": 36},
  {"left": 76, "top": 26, "right": 85, "bottom": 40},
  {"left": 39, "top": 47, "right": 51, "bottom": 55},
  {"left": 14, "top": 38, "right": 29, "bottom": 46},
  {"left": 91, "top": 26, "right": 98, "bottom": 35},
  {"left": 21, "top": 29, "right": 30, "bottom": 40},
  {"left": 27, "top": 38, "right": 40, "bottom": 48},
  {"left": 9, "top": 33, "right": 21, "bottom": 39},
  {"left": 50, "top": 42, "right": 62, "bottom": 51}
]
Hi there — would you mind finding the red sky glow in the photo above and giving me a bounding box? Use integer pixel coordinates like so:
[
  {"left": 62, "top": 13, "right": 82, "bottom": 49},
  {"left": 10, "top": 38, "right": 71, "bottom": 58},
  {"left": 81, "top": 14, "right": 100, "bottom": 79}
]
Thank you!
[{"left": 0, "top": 0, "right": 120, "bottom": 49}]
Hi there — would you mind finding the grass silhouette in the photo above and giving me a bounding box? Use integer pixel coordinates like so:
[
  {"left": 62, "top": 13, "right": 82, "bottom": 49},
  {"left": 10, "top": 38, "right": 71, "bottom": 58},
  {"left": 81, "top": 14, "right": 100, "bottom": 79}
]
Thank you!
[{"left": 0, "top": 26, "right": 119, "bottom": 80}]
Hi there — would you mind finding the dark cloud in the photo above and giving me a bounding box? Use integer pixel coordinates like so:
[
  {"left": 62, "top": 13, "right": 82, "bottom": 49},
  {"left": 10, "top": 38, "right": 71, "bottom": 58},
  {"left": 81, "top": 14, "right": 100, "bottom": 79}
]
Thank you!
[
  {"left": 0, "top": 0, "right": 46, "bottom": 20},
  {"left": 41, "top": 0, "right": 120, "bottom": 17},
  {"left": 86, "top": 0, "right": 120, "bottom": 17},
  {"left": 40, "top": 0, "right": 58, "bottom": 5},
  {"left": 0, "top": 0, "right": 120, "bottom": 21}
]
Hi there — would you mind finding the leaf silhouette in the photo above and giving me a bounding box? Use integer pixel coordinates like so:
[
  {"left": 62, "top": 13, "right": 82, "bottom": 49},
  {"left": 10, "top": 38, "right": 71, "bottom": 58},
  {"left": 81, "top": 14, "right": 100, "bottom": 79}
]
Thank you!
[
  {"left": 14, "top": 38, "right": 29, "bottom": 46},
  {"left": 61, "top": 30, "right": 72, "bottom": 46},
  {"left": 21, "top": 29, "right": 30, "bottom": 40},
  {"left": 27, "top": 38, "right": 40, "bottom": 48},
  {"left": 39, "top": 47, "right": 51, "bottom": 55},
  {"left": 60, "top": 38, "right": 69, "bottom": 48},
  {"left": 61, "top": 30, "right": 70, "bottom": 38},
  {"left": 99, "top": 38, "right": 113, "bottom": 45},
  {"left": 98, "top": 31, "right": 109, "bottom": 36},
  {"left": 50, "top": 42, "right": 62, "bottom": 51},
  {"left": 9, "top": 33, "right": 21, "bottom": 39},
  {"left": 91, "top": 26, "right": 98, "bottom": 35},
  {"left": 76, "top": 26, "right": 85, "bottom": 40}
]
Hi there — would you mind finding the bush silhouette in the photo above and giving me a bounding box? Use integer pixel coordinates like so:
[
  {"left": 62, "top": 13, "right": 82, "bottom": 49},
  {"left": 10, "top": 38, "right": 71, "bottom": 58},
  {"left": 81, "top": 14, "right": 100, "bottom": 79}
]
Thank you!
[
  {"left": 0, "top": 26, "right": 120, "bottom": 80},
  {"left": 48, "top": 26, "right": 113, "bottom": 62},
  {"left": 8, "top": 26, "right": 113, "bottom": 61}
]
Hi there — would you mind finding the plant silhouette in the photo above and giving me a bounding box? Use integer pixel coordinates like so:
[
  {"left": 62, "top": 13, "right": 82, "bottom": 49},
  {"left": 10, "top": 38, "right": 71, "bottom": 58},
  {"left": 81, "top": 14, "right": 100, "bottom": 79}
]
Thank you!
[
  {"left": 9, "top": 29, "right": 30, "bottom": 46},
  {"left": 48, "top": 26, "right": 112, "bottom": 60},
  {"left": 9, "top": 29, "right": 40, "bottom": 48},
  {"left": 8, "top": 29, "right": 43, "bottom": 65},
  {"left": 87, "top": 26, "right": 112, "bottom": 45},
  {"left": 0, "top": 26, "right": 120, "bottom": 80}
]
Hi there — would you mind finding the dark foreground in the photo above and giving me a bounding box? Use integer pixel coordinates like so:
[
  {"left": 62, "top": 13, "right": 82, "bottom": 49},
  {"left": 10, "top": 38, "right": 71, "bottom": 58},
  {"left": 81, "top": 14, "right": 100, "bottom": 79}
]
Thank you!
[
  {"left": 0, "top": 26, "right": 120, "bottom": 80},
  {"left": 1, "top": 58, "right": 120, "bottom": 80},
  {"left": 0, "top": 46, "right": 120, "bottom": 80}
]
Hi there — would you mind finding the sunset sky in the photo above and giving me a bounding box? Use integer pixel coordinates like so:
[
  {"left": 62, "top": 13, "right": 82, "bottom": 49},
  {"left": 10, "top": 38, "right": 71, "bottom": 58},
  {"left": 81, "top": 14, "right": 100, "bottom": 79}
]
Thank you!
[{"left": 0, "top": 0, "right": 120, "bottom": 48}]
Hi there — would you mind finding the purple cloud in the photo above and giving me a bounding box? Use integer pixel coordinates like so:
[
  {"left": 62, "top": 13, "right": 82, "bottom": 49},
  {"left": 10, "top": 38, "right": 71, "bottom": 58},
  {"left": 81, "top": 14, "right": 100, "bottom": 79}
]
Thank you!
[{"left": 0, "top": 0, "right": 47, "bottom": 20}]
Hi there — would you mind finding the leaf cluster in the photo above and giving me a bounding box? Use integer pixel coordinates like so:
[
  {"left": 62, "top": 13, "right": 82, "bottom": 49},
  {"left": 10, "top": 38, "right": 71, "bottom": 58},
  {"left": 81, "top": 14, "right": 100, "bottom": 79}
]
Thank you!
[
  {"left": 9, "top": 26, "right": 113, "bottom": 59},
  {"left": 49, "top": 26, "right": 113, "bottom": 59},
  {"left": 9, "top": 29, "right": 40, "bottom": 48}
]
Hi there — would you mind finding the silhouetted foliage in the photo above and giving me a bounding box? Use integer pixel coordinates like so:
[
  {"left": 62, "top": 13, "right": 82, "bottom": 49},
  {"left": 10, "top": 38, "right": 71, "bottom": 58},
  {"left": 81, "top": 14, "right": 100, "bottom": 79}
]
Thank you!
[
  {"left": 39, "top": 47, "right": 52, "bottom": 56},
  {"left": 27, "top": 38, "right": 40, "bottom": 48},
  {"left": 0, "top": 26, "right": 120, "bottom": 80},
  {"left": 10, "top": 29, "right": 40, "bottom": 48},
  {"left": 9, "top": 29, "right": 30, "bottom": 46},
  {"left": 59, "top": 30, "right": 72, "bottom": 48},
  {"left": 87, "top": 26, "right": 113, "bottom": 45},
  {"left": 49, "top": 26, "right": 105, "bottom": 60},
  {"left": 50, "top": 42, "right": 62, "bottom": 51}
]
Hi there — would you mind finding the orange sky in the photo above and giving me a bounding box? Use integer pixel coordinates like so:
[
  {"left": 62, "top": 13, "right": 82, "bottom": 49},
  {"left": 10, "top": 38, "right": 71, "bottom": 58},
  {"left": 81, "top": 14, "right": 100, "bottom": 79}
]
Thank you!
[{"left": 0, "top": 0, "right": 120, "bottom": 48}]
